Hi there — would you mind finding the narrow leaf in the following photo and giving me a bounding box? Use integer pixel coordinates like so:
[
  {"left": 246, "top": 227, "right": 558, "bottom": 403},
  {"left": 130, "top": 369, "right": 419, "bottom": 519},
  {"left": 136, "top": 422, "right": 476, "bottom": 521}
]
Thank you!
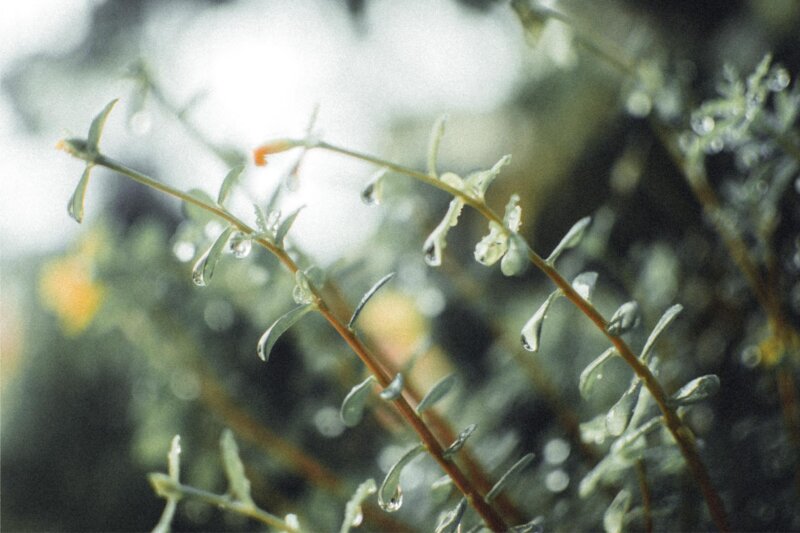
[
  {"left": 423, "top": 198, "right": 464, "bottom": 267},
  {"left": 256, "top": 304, "right": 314, "bottom": 362},
  {"left": 349, "top": 272, "right": 396, "bottom": 329},
  {"left": 606, "top": 301, "right": 640, "bottom": 336},
  {"left": 435, "top": 498, "right": 467, "bottom": 533},
  {"left": 509, "top": 517, "right": 545, "bottom": 533},
  {"left": 579, "top": 347, "right": 617, "bottom": 399},
  {"left": 217, "top": 164, "right": 245, "bottom": 206},
  {"left": 275, "top": 205, "right": 305, "bottom": 246},
  {"left": 378, "top": 444, "right": 425, "bottom": 512},
  {"left": 603, "top": 489, "right": 631, "bottom": 533},
  {"left": 167, "top": 435, "right": 182, "bottom": 480},
  {"left": 546, "top": 216, "right": 591, "bottom": 264},
  {"left": 379, "top": 373, "right": 404, "bottom": 401},
  {"left": 361, "top": 167, "right": 388, "bottom": 205},
  {"left": 474, "top": 221, "right": 508, "bottom": 266},
  {"left": 640, "top": 304, "right": 683, "bottom": 363},
  {"left": 87, "top": 98, "right": 119, "bottom": 152},
  {"left": 610, "top": 416, "right": 662, "bottom": 456},
  {"left": 67, "top": 165, "right": 93, "bottom": 223},
  {"left": 191, "top": 226, "right": 234, "bottom": 287},
  {"left": 485, "top": 452, "right": 535, "bottom": 502},
  {"left": 339, "top": 478, "right": 376, "bottom": 533},
  {"left": 428, "top": 114, "right": 448, "bottom": 177},
  {"left": 501, "top": 233, "right": 528, "bottom": 277},
  {"left": 521, "top": 290, "right": 561, "bottom": 352},
  {"left": 503, "top": 193, "right": 522, "bottom": 232},
  {"left": 572, "top": 271, "right": 599, "bottom": 301},
  {"left": 220, "top": 429, "right": 253, "bottom": 505},
  {"left": 465, "top": 154, "right": 512, "bottom": 200},
  {"left": 606, "top": 381, "right": 642, "bottom": 437},
  {"left": 152, "top": 435, "right": 182, "bottom": 533},
  {"left": 669, "top": 374, "right": 720, "bottom": 406},
  {"left": 416, "top": 373, "right": 456, "bottom": 414},
  {"left": 443, "top": 423, "right": 477, "bottom": 459},
  {"left": 340, "top": 376, "right": 376, "bottom": 427}
]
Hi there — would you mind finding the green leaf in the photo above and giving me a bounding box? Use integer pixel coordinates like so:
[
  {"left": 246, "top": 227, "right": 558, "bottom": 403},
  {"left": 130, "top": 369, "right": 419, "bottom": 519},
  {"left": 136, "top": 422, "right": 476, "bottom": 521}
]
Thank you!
[
  {"left": 521, "top": 289, "right": 561, "bottom": 352},
  {"left": 361, "top": 167, "right": 388, "bottom": 205},
  {"left": 340, "top": 376, "right": 376, "bottom": 427},
  {"left": 474, "top": 221, "right": 508, "bottom": 266},
  {"left": 167, "top": 435, "right": 181, "bottom": 480},
  {"left": 669, "top": 374, "right": 720, "bottom": 406},
  {"left": 579, "top": 347, "right": 617, "bottom": 400},
  {"left": 379, "top": 373, "right": 404, "bottom": 401},
  {"left": 256, "top": 304, "right": 314, "bottom": 362},
  {"left": 640, "top": 304, "right": 683, "bottom": 363},
  {"left": 606, "top": 301, "right": 640, "bottom": 336},
  {"left": 217, "top": 164, "right": 245, "bottom": 207},
  {"left": 220, "top": 429, "right": 254, "bottom": 505},
  {"left": 443, "top": 423, "right": 477, "bottom": 459},
  {"left": 191, "top": 225, "right": 234, "bottom": 287},
  {"left": 275, "top": 205, "right": 305, "bottom": 246},
  {"left": 572, "top": 271, "right": 598, "bottom": 302},
  {"left": 423, "top": 198, "right": 464, "bottom": 267},
  {"left": 67, "top": 165, "right": 93, "bottom": 223},
  {"left": 434, "top": 498, "right": 467, "bottom": 533},
  {"left": 348, "top": 272, "right": 396, "bottom": 329},
  {"left": 501, "top": 233, "right": 528, "bottom": 277},
  {"left": 415, "top": 373, "right": 456, "bottom": 414},
  {"left": 485, "top": 452, "right": 535, "bottom": 502},
  {"left": 465, "top": 154, "right": 511, "bottom": 200},
  {"left": 87, "top": 98, "right": 119, "bottom": 153},
  {"left": 427, "top": 114, "right": 448, "bottom": 178},
  {"left": 378, "top": 444, "right": 425, "bottom": 512},
  {"left": 339, "top": 478, "right": 376, "bottom": 533},
  {"left": 546, "top": 216, "right": 591, "bottom": 264},
  {"left": 603, "top": 489, "right": 631, "bottom": 533},
  {"left": 606, "top": 381, "right": 642, "bottom": 437}
]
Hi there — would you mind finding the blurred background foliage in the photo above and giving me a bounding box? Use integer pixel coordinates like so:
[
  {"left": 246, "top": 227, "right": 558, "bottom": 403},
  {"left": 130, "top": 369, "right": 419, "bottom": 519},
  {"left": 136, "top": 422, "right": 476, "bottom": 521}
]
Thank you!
[{"left": 2, "top": 0, "right": 800, "bottom": 531}]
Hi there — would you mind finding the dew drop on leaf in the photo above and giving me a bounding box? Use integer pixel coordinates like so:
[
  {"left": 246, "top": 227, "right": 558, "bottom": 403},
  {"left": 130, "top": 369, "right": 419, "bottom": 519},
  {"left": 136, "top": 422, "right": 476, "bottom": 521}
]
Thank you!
[
  {"left": 361, "top": 168, "right": 387, "bottom": 205},
  {"left": 229, "top": 232, "right": 252, "bottom": 259},
  {"left": 606, "top": 382, "right": 641, "bottom": 437},
  {"left": 381, "top": 486, "right": 403, "bottom": 512},
  {"left": 380, "top": 373, "right": 404, "bottom": 401}
]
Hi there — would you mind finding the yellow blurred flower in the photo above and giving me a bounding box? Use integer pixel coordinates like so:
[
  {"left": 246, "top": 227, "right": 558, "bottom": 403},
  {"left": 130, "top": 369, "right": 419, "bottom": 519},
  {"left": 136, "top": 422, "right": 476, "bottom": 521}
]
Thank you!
[{"left": 38, "top": 232, "right": 106, "bottom": 335}]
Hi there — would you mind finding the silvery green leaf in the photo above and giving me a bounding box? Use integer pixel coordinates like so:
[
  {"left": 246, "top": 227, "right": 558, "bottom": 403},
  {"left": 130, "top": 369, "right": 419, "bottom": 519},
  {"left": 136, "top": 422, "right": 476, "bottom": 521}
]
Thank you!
[
  {"left": 503, "top": 193, "right": 522, "bottom": 232},
  {"left": 423, "top": 198, "right": 464, "bottom": 267},
  {"left": 485, "top": 452, "right": 535, "bottom": 502},
  {"left": 669, "top": 374, "right": 720, "bottom": 406},
  {"left": 603, "top": 489, "right": 631, "bottom": 533},
  {"left": 361, "top": 167, "right": 388, "bottom": 205},
  {"left": 253, "top": 204, "right": 279, "bottom": 237},
  {"left": 580, "top": 413, "right": 611, "bottom": 446},
  {"left": 572, "top": 271, "right": 598, "bottom": 301},
  {"left": 167, "top": 435, "right": 181, "bottom": 480},
  {"left": 87, "top": 98, "right": 119, "bottom": 152},
  {"left": 67, "top": 165, "right": 93, "bottom": 223},
  {"left": 428, "top": 114, "right": 448, "bottom": 177},
  {"left": 293, "top": 269, "right": 315, "bottom": 305},
  {"left": 501, "top": 233, "right": 528, "bottom": 277},
  {"left": 339, "top": 478, "right": 376, "bottom": 533},
  {"left": 546, "top": 216, "right": 591, "bottom": 264},
  {"left": 606, "top": 381, "right": 642, "bottom": 437},
  {"left": 416, "top": 373, "right": 456, "bottom": 414},
  {"left": 275, "top": 205, "right": 305, "bottom": 246},
  {"left": 579, "top": 347, "right": 617, "bottom": 399},
  {"left": 610, "top": 416, "right": 662, "bottom": 456},
  {"left": 256, "top": 304, "right": 314, "bottom": 362},
  {"left": 474, "top": 221, "right": 508, "bottom": 266},
  {"left": 349, "top": 272, "right": 396, "bottom": 329},
  {"left": 578, "top": 452, "right": 628, "bottom": 498},
  {"left": 606, "top": 301, "right": 640, "bottom": 336},
  {"left": 380, "top": 373, "right": 404, "bottom": 401},
  {"left": 465, "top": 154, "right": 511, "bottom": 200},
  {"left": 430, "top": 475, "right": 454, "bottom": 503},
  {"left": 152, "top": 435, "right": 182, "bottom": 533},
  {"left": 220, "top": 429, "right": 254, "bottom": 505},
  {"left": 191, "top": 225, "right": 235, "bottom": 287},
  {"left": 443, "top": 423, "right": 477, "bottom": 459},
  {"left": 378, "top": 444, "right": 425, "bottom": 512},
  {"left": 217, "top": 164, "right": 245, "bottom": 206},
  {"left": 340, "top": 376, "right": 376, "bottom": 427},
  {"left": 521, "top": 290, "right": 561, "bottom": 352},
  {"left": 435, "top": 498, "right": 467, "bottom": 533},
  {"left": 640, "top": 304, "right": 683, "bottom": 363},
  {"left": 509, "top": 516, "right": 545, "bottom": 533}
]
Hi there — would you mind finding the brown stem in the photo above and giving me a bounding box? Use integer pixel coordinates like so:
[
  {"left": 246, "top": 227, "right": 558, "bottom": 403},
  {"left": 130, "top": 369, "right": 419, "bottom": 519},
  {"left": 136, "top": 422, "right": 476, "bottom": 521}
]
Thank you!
[{"left": 636, "top": 459, "right": 654, "bottom": 533}]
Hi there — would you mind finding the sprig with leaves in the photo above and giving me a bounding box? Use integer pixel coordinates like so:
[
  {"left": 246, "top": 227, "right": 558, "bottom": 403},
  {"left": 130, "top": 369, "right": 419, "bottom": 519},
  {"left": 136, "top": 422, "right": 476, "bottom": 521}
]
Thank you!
[{"left": 252, "top": 115, "right": 729, "bottom": 530}]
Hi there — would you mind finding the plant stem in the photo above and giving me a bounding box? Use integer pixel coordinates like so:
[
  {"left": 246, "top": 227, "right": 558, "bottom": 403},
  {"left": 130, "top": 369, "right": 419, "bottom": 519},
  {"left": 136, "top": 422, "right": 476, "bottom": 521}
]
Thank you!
[
  {"left": 79, "top": 153, "right": 510, "bottom": 531},
  {"left": 294, "top": 139, "right": 730, "bottom": 531}
]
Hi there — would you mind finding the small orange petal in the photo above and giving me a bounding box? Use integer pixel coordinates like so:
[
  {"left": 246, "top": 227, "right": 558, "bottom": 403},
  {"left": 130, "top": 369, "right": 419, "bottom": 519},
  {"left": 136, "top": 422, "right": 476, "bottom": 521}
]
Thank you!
[{"left": 252, "top": 139, "right": 294, "bottom": 167}]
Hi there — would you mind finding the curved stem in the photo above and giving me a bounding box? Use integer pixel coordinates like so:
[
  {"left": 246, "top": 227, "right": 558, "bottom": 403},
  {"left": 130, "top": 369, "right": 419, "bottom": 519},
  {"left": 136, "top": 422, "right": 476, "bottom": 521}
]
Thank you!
[
  {"left": 76, "top": 153, "right": 510, "bottom": 531},
  {"left": 293, "top": 139, "right": 729, "bottom": 531}
]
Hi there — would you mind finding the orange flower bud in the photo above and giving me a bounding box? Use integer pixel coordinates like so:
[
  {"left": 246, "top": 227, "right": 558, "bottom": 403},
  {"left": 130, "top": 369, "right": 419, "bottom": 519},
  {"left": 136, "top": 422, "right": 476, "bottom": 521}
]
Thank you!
[{"left": 253, "top": 139, "right": 294, "bottom": 166}]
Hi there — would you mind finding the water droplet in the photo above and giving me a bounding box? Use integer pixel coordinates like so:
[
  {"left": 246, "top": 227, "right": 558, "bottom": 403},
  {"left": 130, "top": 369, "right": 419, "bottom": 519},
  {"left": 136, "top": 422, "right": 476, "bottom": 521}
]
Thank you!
[
  {"left": 229, "top": 232, "right": 252, "bottom": 258},
  {"left": 191, "top": 250, "right": 211, "bottom": 287},
  {"left": 670, "top": 374, "right": 720, "bottom": 406},
  {"left": 314, "top": 406, "right": 345, "bottom": 438},
  {"left": 380, "top": 373, "right": 404, "bottom": 400},
  {"left": 474, "top": 222, "right": 508, "bottom": 266},
  {"left": 691, "top": 115, "right": 715, "bottom": 135},
  {"left": 606, "top": 382, "right": 641, "bottom": 436},
  {"left": 520, "top": 290, "right": 561, "bottom": 352},
  {"left": 501, "top": 234, "right": 527, "bottom": 277},
  {"left": 293, "top": 270, "right": 315, "bottom": 304},
  {"left": 767, "top": 67, "right": 790, "bottom": 91},
  {"left": 380, "top": 486, "right": 403, "bottom": 512},
  {"left": 361, "top": 168, "right": 387, "bottom": 205},
  {"left": 443, "top": 424, "right": 478, "bottom": 459},
  {"left": 423, "top": 239, "right": 441, "bottom": 267}
]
